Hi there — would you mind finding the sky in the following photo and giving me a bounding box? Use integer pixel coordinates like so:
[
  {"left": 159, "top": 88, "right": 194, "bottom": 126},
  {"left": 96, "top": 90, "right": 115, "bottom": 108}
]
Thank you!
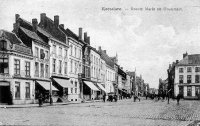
[{"left": 1, "top": 0, "right": 200, "bottom": 88}]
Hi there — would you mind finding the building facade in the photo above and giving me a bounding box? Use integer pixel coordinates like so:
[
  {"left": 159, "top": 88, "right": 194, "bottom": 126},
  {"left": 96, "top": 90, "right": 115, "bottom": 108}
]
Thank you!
[
  {"left": 0, "top": 30, "right": 34, "bottom": 104},
  {"left": 174, "top": 53, "right": 200, "bottom": 99}
]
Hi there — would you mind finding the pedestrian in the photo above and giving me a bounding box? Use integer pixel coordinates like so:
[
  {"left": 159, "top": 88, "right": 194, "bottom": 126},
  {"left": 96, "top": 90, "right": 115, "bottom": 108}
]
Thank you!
[
  {"left": 38, "top": 93, "right": 43, "bottom": 107},
  {"left": 103, "top": 93, "right": 106, "bottom": 102},
  {"left": 177, "top": 93, "right": 181, "bottom": 105}
]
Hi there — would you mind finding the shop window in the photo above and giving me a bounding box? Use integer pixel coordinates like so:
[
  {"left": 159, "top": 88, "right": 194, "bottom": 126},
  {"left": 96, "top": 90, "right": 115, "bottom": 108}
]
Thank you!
[
  {"left": 14, "top": 59, "right": 20, "bottom": 75},
  {"left": 25, "top": 82, "right": 30, "bottom": 99},
  {"left": 25, "top": 61, "right": 30, "bottom": 76},
  {"left": 187, "top": 86, "right": 192, "bottom": 96},
  {"left": 15, "top": 82, "right": 20, "bottom": 99}
]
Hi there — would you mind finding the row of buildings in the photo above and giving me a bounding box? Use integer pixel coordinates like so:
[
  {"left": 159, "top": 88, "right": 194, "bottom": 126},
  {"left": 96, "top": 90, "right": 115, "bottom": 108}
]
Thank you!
[
  {"left": 0, "top": 13, "right": 150, "bottom": 104},
  {"left": 159, "top": 52, "right": 200, "bottom": 100}
]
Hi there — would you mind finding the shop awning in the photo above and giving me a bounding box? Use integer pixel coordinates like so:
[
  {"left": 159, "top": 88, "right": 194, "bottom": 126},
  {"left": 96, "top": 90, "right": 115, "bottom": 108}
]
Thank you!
[
  {"left": 36, "top": 81, "right": 58, "bottom": 91},
  {"left": 84, "top": 81, "right": 100, "bottom": 91},
  {"left": 97, "top": 83, "right": 107, "bottom": 92},
  {"left": 53, "top": 78, "right": 72, "bottom": 88}
]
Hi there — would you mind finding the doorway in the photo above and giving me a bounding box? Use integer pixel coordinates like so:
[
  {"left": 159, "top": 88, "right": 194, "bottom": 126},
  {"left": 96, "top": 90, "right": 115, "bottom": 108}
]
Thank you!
[{"left": 0, "top": 86, "right": 10, "bottom": 104}]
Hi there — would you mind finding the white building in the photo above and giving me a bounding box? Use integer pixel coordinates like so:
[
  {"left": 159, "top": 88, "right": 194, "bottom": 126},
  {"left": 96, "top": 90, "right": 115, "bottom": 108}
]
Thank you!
[
  {"left": 174, "top": 53, "right": 200, "bottom": 99},
  {"left": 0, "top": 30, "right": 35, "bottom": 104}
]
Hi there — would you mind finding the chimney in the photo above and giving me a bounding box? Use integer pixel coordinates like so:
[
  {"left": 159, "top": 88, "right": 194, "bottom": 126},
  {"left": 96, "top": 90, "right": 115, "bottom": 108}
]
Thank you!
[
  {"left": 87, "top": 36, "right": 90, "bottom": 45},
  {"left": 183, "top": 52, "right": 188, "bottom": 58},
  {"left": 60, "top": 24, "right": 64, "bottom": 29},
  {"left": 13, "top": 23, "right": 19, "bottom": 35},
  {"left": 40, "top": 13, "right": 46, "bottom": 25},
  {"left": 32, "top": 18, "right": 38, "bottom": 32},
  {"left": 103, "top": 50, "right": 106, "bottom": 54},
  {"left": 84, "top": 32, "right": 87, "bottom": 42},
  {"left": 15, "top": 14, "right": 20, "bottom": 23},
  {"left": 54, "top": 15, "right": 59, "bottom": 27},
  {"left": 79, "top": 28, "right": 82, "bottom": 40},
  {"left": 98, "top": 46, "right": 101, "bottom": 51}
]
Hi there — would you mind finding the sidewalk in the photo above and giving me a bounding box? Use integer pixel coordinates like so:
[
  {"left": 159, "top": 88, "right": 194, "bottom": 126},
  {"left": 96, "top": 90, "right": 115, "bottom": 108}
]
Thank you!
[{"left": 0, "top": 100, "right": 103, "bottom": 108}]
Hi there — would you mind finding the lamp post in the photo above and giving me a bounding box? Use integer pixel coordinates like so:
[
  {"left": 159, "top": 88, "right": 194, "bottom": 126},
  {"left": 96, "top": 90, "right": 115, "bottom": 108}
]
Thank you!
[{"left": 49, "top": 77, "right": 53, "bottom": 105}]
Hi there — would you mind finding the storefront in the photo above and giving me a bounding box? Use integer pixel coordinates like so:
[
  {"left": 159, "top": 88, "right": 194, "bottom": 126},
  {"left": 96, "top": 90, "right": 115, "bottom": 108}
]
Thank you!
[
  {"left": 83, "top": 81, "right": 100, "bottom": 101},
  {"left": 0, "top": 81, "right": 11, "bottom": 104},
  {"left": 35, "top": 80, "right": 58, "bottom": 103}
]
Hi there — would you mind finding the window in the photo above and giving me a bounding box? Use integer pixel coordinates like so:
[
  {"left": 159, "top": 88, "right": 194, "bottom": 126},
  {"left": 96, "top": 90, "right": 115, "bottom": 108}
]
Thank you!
[
  {"left": 71, "top": 80, "right": 73, "bottom": 85},
  {"left": 79, "top": 49, "right": 81, "bottom": 59},
  {"left": 15, "top": 82, "right": 20, "bottom": 99},
  {"left": 45, "top": 51, "right": 48, "bottom": 59},
  {"left": 187, "top": 86, "right": 192, "bottom": 96},
  {"left": 45, "top": 65, "right": 48, "bottom": 78},
  {"left": 75, "top": 47, "right": 77, "bottom": 57},
  {"left": 14, "top": 59, "right": 20, "bottom": 75},
  {"left": 195, "top": 75, "right": 200, "bottom": 83},
  {"left": 64, "top": 62, "right": 67, "bottom": 75},
  {"left": 59, "top": 60, "right": 62, "bottom": 74},
  {"left": 53, "top": 59, "right": 56, "bottom": 73},
  {"left": 40, "top": 49, "right": 44, "bottom": 59},
  {"left": 35, "top": 62, "right": 39, "bottom": 77},
  {"left": 53, "top": 45, "right": 56, "bottom": 54},
  {"left": 75, "top": 88, "right": 77, "bottom": 94},
  {"left": 71, "top": 88, "right": 73, "bottom": 94},
  {"left": 25, "top": 82, "right": 30, "bottom": 99},
  {"left": 187, "top": 75, "right": 192, "bottom": 83},
  {"left": 79, "top": 64, "right": 81, "bottom": 73},
  {"left": 75, "top": 81, "right": 77, "bottom": 87},
  {"left": 0, "top": 58, "right": 8, "bottom": 74},
  {"left": 75, "top": 62, "right": 77, "bottom": 74},
  {"left": 179, "top": 68, "right": 183, "bottom": 73},
  {"left": 70, "top": 45, "right": 73, "bottom": 55},
  {"left": 59, "top": 47, "right": 62, "bottom": 56},
  {"left": 35, "top": 47, "right": 39, "bottom": 58},
  {"left": 70, "top": 59, "right": 73, "bottom": 72},
  {"left": 0, "top": 40, "right": 7, "bottom": 51},
  {"left": 91, "top": 54, "right": 93, "bottom": 63},
  {"left": 195, "top": 86, "right": 200, "bottom": 96},
  {"left": 40, "top": 63, "right": 44, "bottom": 77},
  {"left": 187, "top": 67, "right": 192, "bottom": 72},
  {"left": 65, "top": 49, "right": 67, "bottom": 57},
  {"left": 195, "top": 67, "right": 200, "bottom": 72},
  {"left": 25, "top": 61, "right": 30, "bottom": 76}
]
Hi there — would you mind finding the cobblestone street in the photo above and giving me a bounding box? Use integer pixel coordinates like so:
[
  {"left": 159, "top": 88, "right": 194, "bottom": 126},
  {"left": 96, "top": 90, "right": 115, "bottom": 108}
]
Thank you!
[{"left": 1, "top": 98, "right": 200, "bottom": 125}]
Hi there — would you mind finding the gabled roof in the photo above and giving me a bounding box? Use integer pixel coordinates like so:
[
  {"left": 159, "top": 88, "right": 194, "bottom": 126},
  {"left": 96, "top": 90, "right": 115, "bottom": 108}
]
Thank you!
[
  {"left": 0, "top": 29, "right": 23, "bottom": 45},
  {"left": 19, "top": 27, "right": 45, "bottom": 43},
  {"left": 38, "top": 16, "right": 66, "bottom": 43},
  {"left": 178, "top": 54, "right": 200, "bottom": 65},
  {"left": 99, "top": 50, "right": 115, "bottom": 68}
]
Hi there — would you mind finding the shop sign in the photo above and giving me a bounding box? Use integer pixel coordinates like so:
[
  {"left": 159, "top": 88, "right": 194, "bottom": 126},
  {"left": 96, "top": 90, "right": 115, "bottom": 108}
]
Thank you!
[{"left": 14, "top": 44, "right": 31, "bottom": 54}]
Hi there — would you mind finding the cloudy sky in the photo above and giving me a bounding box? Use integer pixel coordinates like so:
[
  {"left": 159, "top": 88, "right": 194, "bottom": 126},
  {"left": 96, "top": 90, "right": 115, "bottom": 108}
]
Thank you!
[{"left": 1, "top": 0, "right": 200, "bottom": 88}]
